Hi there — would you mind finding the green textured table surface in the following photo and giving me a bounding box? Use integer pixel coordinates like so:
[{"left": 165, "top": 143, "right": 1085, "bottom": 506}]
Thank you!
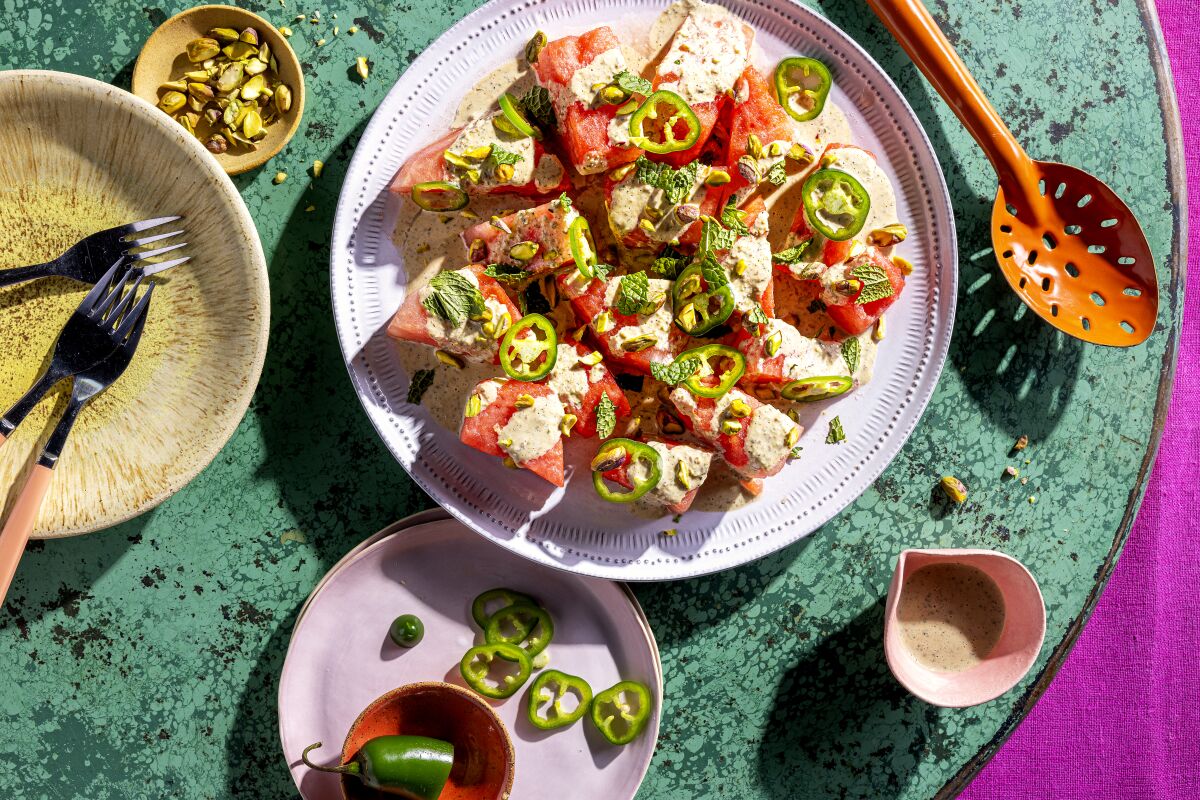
[{"left": 0, "top": 0, "right": 1184, "bottom": 797}]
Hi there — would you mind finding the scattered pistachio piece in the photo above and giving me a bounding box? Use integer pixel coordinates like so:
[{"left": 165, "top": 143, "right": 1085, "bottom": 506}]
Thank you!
[
  {"left": 186, "top": 37, "right": 221, "bottom": 63},
  {"left": 820, "top": 152, "right": 839, "bottom": 167},
  {"left": 747, "top": 133, "right": 763, "bottom": 160},
  {"left": 560, "top": 414, "right": 578, "bottom": 436},
  {"left": 705, "top": 168, "right": 731, "bottom": 186},
  {"left": 273, "top": 171, "right": 288, "bottom": 184},
  {"left": 356, "top": 56, "right": 370, "bottom": 81},
  {"left": 316, "top": 38, "right": 327, "bottom": 46},
  {"left": 765, "top": 330, "right": 783, "bottom": 357},
  {"left": 279, "top": 26, "right": 293, "bottom": 37},
  {"left": 525, "top": 30, "right": 547, "bottom": 64},
  {"left": 676, "top": 461, "right": 692, "bottom": 490},
  {"left": 662, "top": 528, "right": 678, "bottom": 537},
  {"left": 312, "top": 160, "right": 324, "bottom": 177},
  {"left": 894, "top": 255, "right": 914, "bottom": 275},
  {"left": 729, "top": 399, "right": 752, "bottom": 418},
  {"left": 1028, "top": 495, "right": 1037, "bottom": 504},
  {"left": 465, "top": 394, "right": 482, "bottom": 418},
  {"left": 873, "top": 317, "right": 886, "bottom": 342},
  {"left": 721, "top": 419, "right": 743, "bottom": 435},
  {"left": 867, "top": 223, "right": 908, "bottom": 247},
  {"left": 1005, "top": 465, "right": 1020, "bottom": 477},
  {"left": 508, "top": 241, "right": 539, "bottom": 262},
  {"left": 348, "top": 25, "right": 358, "bottom": 34},
  {"left": 621, "top": 334, "right": 657, "bottom": 352},
  {"left": 435, "top": 350, "right": 464, "bottom": 368},
  {"left": 785, "top": 426, "right": 800, "bottom": 449},
  {"left": 1013, "top": 434, "right": 1029, "bottom": 451},
  {"left": 515, "top": 393, "right": 536, "bottom": 409},
  {"left": 940, "top": 475, "right": 967, "bottom": 504}
]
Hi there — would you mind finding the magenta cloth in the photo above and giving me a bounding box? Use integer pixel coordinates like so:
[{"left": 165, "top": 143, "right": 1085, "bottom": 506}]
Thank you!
[{"left": 960, "top": 3, "right": 1198, "bottom": 798}]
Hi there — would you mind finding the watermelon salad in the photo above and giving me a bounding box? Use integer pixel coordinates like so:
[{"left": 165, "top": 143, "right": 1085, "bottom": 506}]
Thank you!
[{"left": 385, "top": 0, "right": 912, "bottom": 517}]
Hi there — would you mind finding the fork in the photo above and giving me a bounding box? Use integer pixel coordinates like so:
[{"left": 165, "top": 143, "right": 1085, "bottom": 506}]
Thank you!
[
  {"left": 0, "top": 216, "right": 189, "bottom": 287},
  {"left": 0, "top": 260, "right": 155, "bottom": 602}
]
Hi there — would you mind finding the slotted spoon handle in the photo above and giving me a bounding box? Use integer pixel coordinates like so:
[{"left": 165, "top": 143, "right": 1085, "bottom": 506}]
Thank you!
[{"left": 864, "top": 0, "right": 1035, "bottom": 200}]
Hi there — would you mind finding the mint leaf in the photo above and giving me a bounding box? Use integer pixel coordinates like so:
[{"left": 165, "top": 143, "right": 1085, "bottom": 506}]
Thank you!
[
  {"left": 553, "top": 192, "right": 572, "bottom": 209},
  {"left": 613, "top": 70, "right": 652, "bottom": 96},
  {"left": 826, "top": 416, "right": 845, "bottom": 444},
  {"left": 841, "top": 336, "right": 860, "bottom": 374},
  {"left": 850, "top": 261, "right": 894, "bottom": 305},
  {"left": 698, "top": 252, "right": 730, "bottom": 289},
  {"left": 407, "top": 368, "right": 435, "bottom": 404},
  {"left": 789, "top": 445, "right": 803, "bottom": 459},
  {"left": 773, "top": 241, "right": 812, "bottom": 264},
  {"left": 483, "top": 263, "right": 526, "bottom": 283},
  {"left": 766, "top": 160, "right": 787, "bottom": 186},
  {"left": 519, "top": 86, "right": 556, "bottom": 129},
  {"left": 596, "top": 394, "right": 616, "bottom": 438},
  {"left": 720, "top": 201, "right": 749, "bottom": 236},
  {"left": 422, "top": 270, "right": 485, "bottom": 325},
  {"left": 592, "top": 261, "right": 614, "bottom": 280},
  {"left": 487, "top": 144, "right": 524, "bottom": 169},
  {"left": 614, "top": 271, "right": 650, "bottom": 316},
  {"left": 650, "top": 356, "right": 700, "bottom": 385},
  {"left": 698, "top": 218, "right": 737, "bottom": 253},
  {"left": 634, "top": 157, "right": 697, "bottom": 205},
  {"left": 651, "top": 254, "right": 686, "bottom": 279}
]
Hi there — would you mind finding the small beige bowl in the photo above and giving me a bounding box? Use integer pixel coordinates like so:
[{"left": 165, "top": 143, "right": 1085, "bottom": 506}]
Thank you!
[
  {"left": 883, "top": 548, "right": 1046, "bottom": 707},
  {"left": 132, "top": 4, "right": 305, "bottom": 175}
]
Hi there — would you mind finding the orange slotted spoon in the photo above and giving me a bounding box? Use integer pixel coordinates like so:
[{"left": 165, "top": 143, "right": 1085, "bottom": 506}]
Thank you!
[{"left": 866, "top": 0, "right": 1158, "bottom": 346}]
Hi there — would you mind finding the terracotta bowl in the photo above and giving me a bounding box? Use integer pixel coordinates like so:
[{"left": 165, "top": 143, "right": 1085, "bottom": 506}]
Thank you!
[
  {"left": 131, "top": 4, "right": 305, "bottom": 175},
  {"left": 883, "top": 548, "right": 1046, "bottom": 707},
  {"left": 340, "top": 682, "right": 515, "bottom": 800}
]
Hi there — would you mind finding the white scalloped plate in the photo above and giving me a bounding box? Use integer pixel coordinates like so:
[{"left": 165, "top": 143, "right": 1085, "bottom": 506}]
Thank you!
[{"left": 330, "top": 0, "right": 957, "bottom": 580}]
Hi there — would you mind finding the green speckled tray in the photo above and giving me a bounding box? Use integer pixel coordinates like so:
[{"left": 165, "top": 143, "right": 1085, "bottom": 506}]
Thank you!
[{"left": 0, "top": 0, "right": 1183, "bottom": 798}]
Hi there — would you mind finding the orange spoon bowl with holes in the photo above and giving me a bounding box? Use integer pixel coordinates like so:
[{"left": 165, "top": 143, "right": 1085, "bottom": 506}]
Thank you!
[{"left": 867, "top": 0, "right": 1158, "bottom": 346}]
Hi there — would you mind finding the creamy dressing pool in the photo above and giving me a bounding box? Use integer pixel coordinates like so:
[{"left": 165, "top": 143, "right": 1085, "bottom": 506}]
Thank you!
[{"left": 500, "top": 393, "right": 566, "bottom": 464}]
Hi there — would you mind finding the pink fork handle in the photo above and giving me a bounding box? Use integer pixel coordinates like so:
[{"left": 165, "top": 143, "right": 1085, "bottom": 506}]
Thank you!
[
  {"left": 864, "top": 0, "right": 1037, "bottom": 197},
  {"left": 0, "top": 464, "right": 52, "bottom": 603}
]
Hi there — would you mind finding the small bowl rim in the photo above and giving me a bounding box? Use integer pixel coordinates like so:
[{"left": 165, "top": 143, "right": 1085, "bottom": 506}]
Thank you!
[
  {"left": 130, "top": 3, "right": 306, "bottom": 175},
  {"left": 883, "top": 548, "right": 1047, "bottom": 707},
  {"left": 340, "top": 681, "right": 516, "bottom": 800}
]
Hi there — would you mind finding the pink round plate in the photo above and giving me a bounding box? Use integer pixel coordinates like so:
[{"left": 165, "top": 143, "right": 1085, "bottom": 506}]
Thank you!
[{"left": 278, "top": 515, "right": 663, "bottom": 799}]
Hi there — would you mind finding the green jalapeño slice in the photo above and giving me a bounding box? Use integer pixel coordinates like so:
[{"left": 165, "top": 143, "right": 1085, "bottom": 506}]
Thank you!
[
  {"left": 591, "top": 438, "right": 662, "bottom": 503},
  {"left": 781, "top": 375, "right": 853, "bottom": 402},
  {"left": 568, "top": 216, "right": 600, "bottom": 278},
  {"left": 629, "top": 90, "right": 700, "bottom": 154},
  {"left": 499, "top": 313, "right": 557, "bottom": 381},
  {"left": 411, "top": 181, "right": 469, "bottom": 212},
  {"left": 678, "top": 344, "right": 745, "bottom": 399},
  {"left": 774, "top": 56, "right": 832, "bottom": 123},
  {"left": 801, "top": 168, "right": 871, "bottom": 241},
  {"left": 497, "top": 93, "right": 542, "bottom": 140}
]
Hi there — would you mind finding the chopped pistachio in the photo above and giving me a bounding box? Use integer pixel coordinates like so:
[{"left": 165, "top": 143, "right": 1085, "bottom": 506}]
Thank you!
[
  {"left": 867, "top": 223, "right": 908, "bottom": 247},
  {"left": 279, "top": 26, "right": 293, "bottom": 37},
  {"left": 157, "top": 91, "right": 187, "bottom": 114},
  {"left": 304, "top": 204, "right": 316, "bottom": 212},
  {"left": 272, "top": 171, "right": 287, "bottom": 184},
  {"left": 747, "top": 133, "right": 763, "bottom": 159},
  {"left": 873, "top": 317, "right": 886, "bottom": 342},
  {"left": 1013, "top": 434, "right": 1029, "bottom": 451},
  {"left": 737, "top": 154, "right": 762, "bottom": 184},
  {"left": 940, "top": 475, "right": 967, "bottom": 504},
  {"left": 787, "top": 143, "right": 813, "bottom": 164},
  {"left": 894, "top": 255, "right": 914, "bottom": 275},
  {"left": 508, "top": 241, "right": 540, "bottom": 262},
  {"left": 765, "top": 330, "right": 783, "bottom": 357},
  {"left": 494, "top": 313, "right": 512, "bottom": 339},
  {"left": 580, "top": 350, "right": 603, "bottom": 366},
  {"left": 785, "top": 426, "right": 800, "bottom": 448},
  {"left": 571, "top": 326, "right": 587, "bottom": 342},
  {"left": 356, "top": 56, "right": 370, "bottom": 81},
  {"left": 600, "top": 85, "right": 627, "bottom": 105},
  {"left": 465, "top": 394, "right": 482, "bottom": 418},
  {"left": 348, "top": 25, "right": 358, "bottom": 34},
  {"left": 662, "top": 528, "right": 678, "bottom": 537},
  {"left": 729, "top": 399, "right": 752, "bottom": 418},
  {"left": 734, "top": 258, "right": 748, "bottom": 276},
  {"left": 621, "top": 334, "right": 657, "bottom": 352},
  {"left": 502, "top": 456, "right": 519, "bottom": 469},
  {"left": 208, "top": 27, "right": 240, "bottom": 43},
  {"left": 820, "top": 152, "right": 838, "bottom": 167},
  {"left": 591, "top": 446, "right": 627, "bottom": 472},
  {"left": 609, "top": 162, "right": 635, "bottom": 181},
  {"left": 1028, "top": 495, "right": 1038, "bottom": 504},
  {"left": 525, "top": 30, "right": 547, "bottom": 63},
  {"left": 676, "top": 461, "right": 692, "bottom": 490},
  {"left": 638, "top": 218, "right": 656, "bottom": 234},
  {"left": 560, "top": 414, "right": 578, "bottom": 436},
  {"left": 766, "top": 140, "right": 784, "bottom": 157},
  {"left": 705, "top": 168, "right": 731, "bottom": 186},
  {"left": 495, "top": 163, "right": 515, "bottom": 182},
  {"left": 515, "top": 393, "right": 536, "bottom": 409},
  {"left": 594, "top": 311, "right": 613, "bottom": 334},
  {"left": 721, "top": 419, "right": 743, "bottom": 435},
  {"left": 434, "top": 350, "right": 464, "bottom": 368},
  {"left": 312, "top": 160, "right": 324, "bottom": 177},
  {"left": 186, "top": 37, "right": 221, "bottom": 63},
  {"left": 316, "top": 38, "right": 326, "bottom": 46}
]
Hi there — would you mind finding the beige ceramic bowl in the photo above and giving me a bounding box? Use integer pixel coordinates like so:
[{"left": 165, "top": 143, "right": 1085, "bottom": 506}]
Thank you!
[
  {"left": 131, "top": 4, "right": 305, "bottom": 175},
  {"left": 0, "top": 71, "right": 269, "bottom": 537}
]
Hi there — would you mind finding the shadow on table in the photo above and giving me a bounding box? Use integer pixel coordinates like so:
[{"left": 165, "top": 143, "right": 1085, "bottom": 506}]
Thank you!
[
  {"left": 817, "top": 0, "right": 1084, "bottom": 443},
  {"left": 755, "top": 597, "right": 941, "bottom": 799},
  {"left": 223, "top": 598, "right": 306, "bottom": 799},
  {"left": 249, "top": 118, "right": 436, "bottom": 575}
]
